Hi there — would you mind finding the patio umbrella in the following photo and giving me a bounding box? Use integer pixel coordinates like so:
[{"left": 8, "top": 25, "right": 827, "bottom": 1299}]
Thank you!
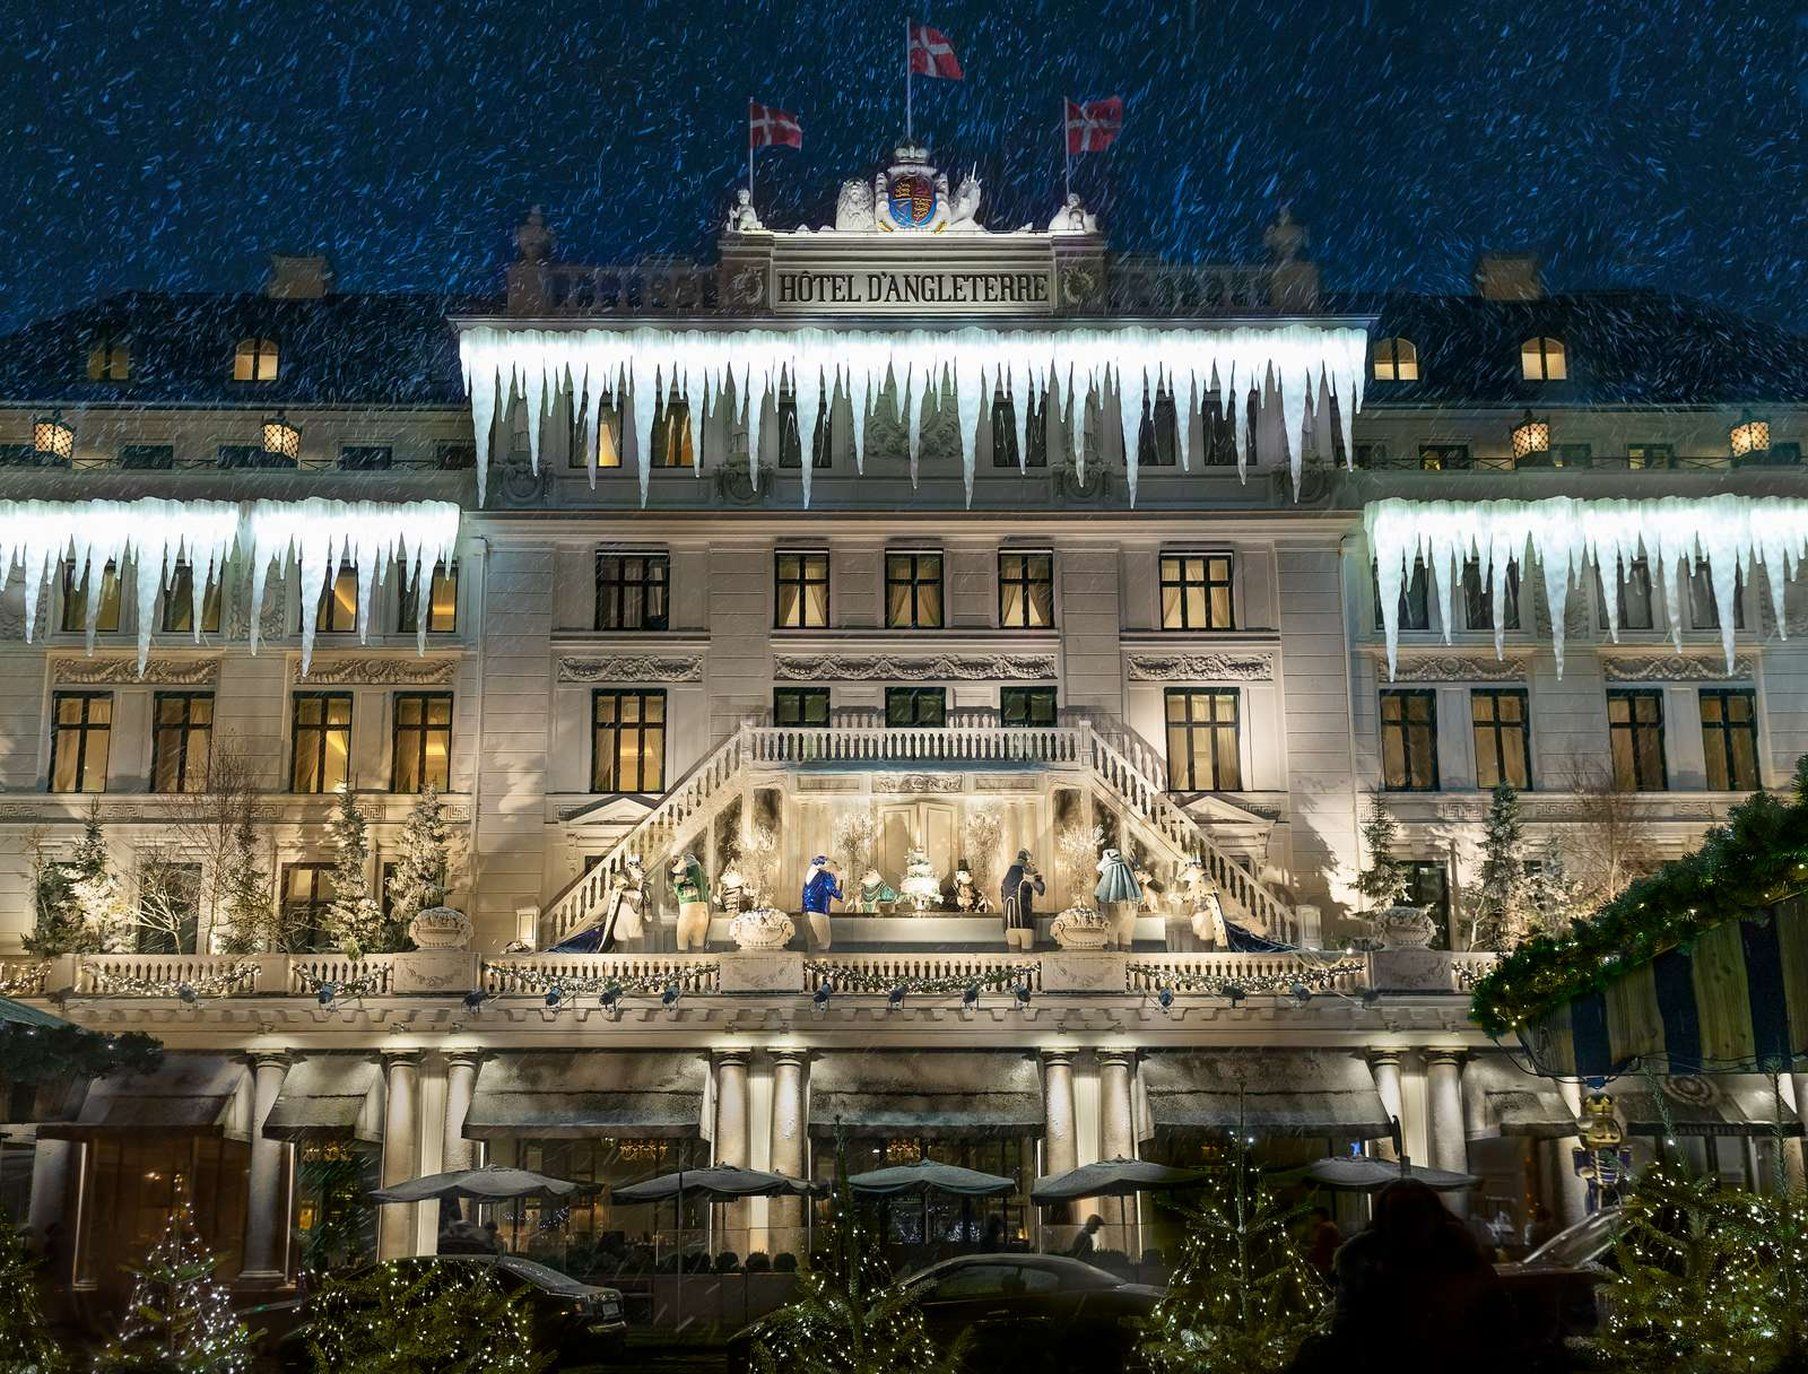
[
  {"left": 1030, "top": 1157, "right": 1207, "bottom": 1203},
  {"left": 609, "top": 1165, "right": 817, "bottom": 1203},
  {"left": 369, "top": 1165, "right": 595, "bottom": 1204},
  {"left": 848, "top": 1158, "right": 1016, "bottom": 1198},
  {"left": 1289, "top": 1156, "right": 1479, "bottom": 1192}
]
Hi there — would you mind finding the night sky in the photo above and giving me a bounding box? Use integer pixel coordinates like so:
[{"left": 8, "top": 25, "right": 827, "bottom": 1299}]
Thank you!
[{"left": 3, "top": 0, "right": 1803, "bottom": 331}]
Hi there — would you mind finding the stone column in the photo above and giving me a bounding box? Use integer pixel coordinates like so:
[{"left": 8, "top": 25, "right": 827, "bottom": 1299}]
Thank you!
[
  {"left": 378, "top": 1053, "right": 423, "bottom": 1260},
  {"left": 1367, "top": 1050, "right": 1404, "bottom": 1163},
  {"left": 442, "top": 1053, "right": 482, "bottom": 1175},
  {"left": 239, "top": 1052, "right": 293, "bottom": 1286},
  {"left": 1552, "top": 1079, "right": 1591, "bottom": 1228},
  {"left": 767, "top": 1051, "right": 808, "bottom": 1260},
  {"left": 1097, "top": 1051, "right": 1138, "bottom": 1254},
  {"left": 1424, "top": 1050, "right": 1470, "bottom": 1216},
  {"left": 714, "top": 1052, "right": 751, "bottom": 1258},
  {"left": 26, "top": 1138, "right": 75, "bottom": 1271},
  {"left": 1042, "top": 1052, "right": 1078, "bottom": 1241}
]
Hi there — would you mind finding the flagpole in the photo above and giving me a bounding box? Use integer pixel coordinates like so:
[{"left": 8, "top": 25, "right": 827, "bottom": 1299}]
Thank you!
[
  {"left": 904, "top": 17, "right": 913, "bottom": 142},
  {"left": 747, "top": 98, "right": 754, "bottom": 201},
  {"left": 1061, "top": 100, "right": 1071, "bottom": 200}
]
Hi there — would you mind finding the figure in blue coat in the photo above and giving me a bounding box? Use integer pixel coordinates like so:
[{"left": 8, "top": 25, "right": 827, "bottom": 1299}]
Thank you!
[{"left": 801, "top": 856, "right": 843, "bottom": 915}]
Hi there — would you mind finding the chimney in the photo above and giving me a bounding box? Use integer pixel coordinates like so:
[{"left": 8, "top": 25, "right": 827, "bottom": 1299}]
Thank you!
[
  {"left": 1473, "top": 252, "right": 1544, "bottom": 302},
  {"left": 264, "top": 253, "right": 335, "bottom": 300}
]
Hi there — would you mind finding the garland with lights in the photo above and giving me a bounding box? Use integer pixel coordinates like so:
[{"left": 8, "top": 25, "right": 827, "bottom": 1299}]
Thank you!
[
  {"left": 84, "top": 962, "right": 259, "bottom": 1000},
  {"left": 1131, "top": 956, "right": 1367, "bottom": 1005},
  {"left": 480, "top": 961, "right": 718, "bottom": 1005},
  {"left": 0, "top": 964, "right": 48, "bottom": 997},
  {"left": 0, "top": 1021, "right": 162, "bottom": 1084},
  {"left": 805, "top": 961, "right": 1035, "bottom": 1000},
  {"left": 294, "top": 966, "right": 389, "bottom": 1007},
  {"left": 1470, "top": 756, "right": 1808, "bottom": 1039}
]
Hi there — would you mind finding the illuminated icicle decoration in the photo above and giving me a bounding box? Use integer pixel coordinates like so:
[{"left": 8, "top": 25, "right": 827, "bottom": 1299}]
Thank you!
[
  {"left": 0, "top": 498, "right": 460, "bottom": 677},
  {"left": 457, "top": 323, "right": 1370, "bottom": 507},
  {"left": 1365, "top": 496, "right": 1808, "bottom": 680}
]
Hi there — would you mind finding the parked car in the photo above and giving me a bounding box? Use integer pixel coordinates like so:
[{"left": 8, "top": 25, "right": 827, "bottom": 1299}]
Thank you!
[
  {"left": 727, "top": 1253, "right": 1162, "bottom": 1373},
  {"left": 256, "top": 1254, "right": 627, "bottom": 1371}
]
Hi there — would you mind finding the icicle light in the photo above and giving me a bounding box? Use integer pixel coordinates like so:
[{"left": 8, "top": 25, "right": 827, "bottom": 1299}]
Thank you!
[
  {"left": 457, "top": 323, "right": 1370, "bottom": 508},
  {"left": 1366, "top": 496, "right": 1808, "bottom": 679},
  {"left": 0, "top": 498, "right": 460, "bottom": 674}
]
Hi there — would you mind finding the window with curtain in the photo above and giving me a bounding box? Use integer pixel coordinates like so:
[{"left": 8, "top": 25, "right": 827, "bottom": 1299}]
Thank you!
[
  {"left": 595, "top": 553, "right": 670, "bottom": 631},
  {"left": 1159, "top": 553, "right": 1234, "bottom": 630},
  {"left": 1381, "top": 690, "right": 1438, "bottom": 791},
  {"left": 1607, "top": 690, "right": 1666, "bottom": 791},
  {"left": 997, "top": 551, "right": 1054, "bottom": 629},
  {"left": 50, "top": 691, "right": 112, "bottom": 793},
  {"left": 151, "top": 692, "right": 214, "bottom": 793},
  {"left": 774, "top": 551, "right": 830, "bottom": 628},
  {"left": 1699, "top": 689, "right": 1758, "bottom": 791},
  {"left": 1164, "top": 689, "right": 1241, "bottom": 790},
  {"left": 592, "top": 690, "right": 666, "bottom": 793},
  {"left": 1470, "top": 689, "right": 1531, "bottom": 790},
  {"left": 291, "top": 693, "right": 352, "bottom": 793},
  {"left": 392, "top": 692, "right": 453, "bottom": 792},
  {"left": 885, "top": 552, "right": 944, "bottom": 629}
]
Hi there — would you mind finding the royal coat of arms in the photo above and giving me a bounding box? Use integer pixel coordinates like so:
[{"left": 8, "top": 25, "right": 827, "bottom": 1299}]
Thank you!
[
  {"left": 833, "top": 145, "right": 986, "bottom": 234},
  {"left": 887, "top": 170, "right": 938, "bottom": 229}
]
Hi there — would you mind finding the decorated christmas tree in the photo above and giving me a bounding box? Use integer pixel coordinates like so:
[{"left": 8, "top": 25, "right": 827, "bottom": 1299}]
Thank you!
[
  {"left": 0, "top": 1213, "right": 67, "bottom": 1373},
  {"left": 69, "top": 802, "right": 130, "bottom": 951},
  {"left": 1352, "top": 791, "right": 1406, "bottom": 910},
  {"left": 307, "top": 1259, "right": 551, "bottom": 1373},
  {"left": 93, "top": 1193, "right": 254, "bottom": 1374},
  {"left": 385, "top": 783, "right": 455, "bottom": 943},
  {"left": 324, "top": 786, "right": 385, "bottom": 955},
  {"left": 1140, "top": 1141, "right": 1327, "bottom": 1374},
  {"left": 749, "top": 1134, "right": 961, "bottom": 1374},
  {"left": 1465, "top": 782, "right": 1530, "bottom": 950}
]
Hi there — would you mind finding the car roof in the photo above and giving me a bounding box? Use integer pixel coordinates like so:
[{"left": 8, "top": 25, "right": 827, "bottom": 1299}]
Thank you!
[{"left": 906, "top": 1253, "right": 1123, "bottom": 1288}]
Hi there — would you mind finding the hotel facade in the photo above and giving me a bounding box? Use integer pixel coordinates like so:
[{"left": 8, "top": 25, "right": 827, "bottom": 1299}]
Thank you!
[{"left": 1, "top": 147, "right": 1805, "bottom": 1308}]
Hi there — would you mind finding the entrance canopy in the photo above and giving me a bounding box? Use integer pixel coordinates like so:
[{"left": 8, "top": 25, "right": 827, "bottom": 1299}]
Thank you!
[
  {"left": 1463, "top": 1054, "right": 1577, "bottom": 1141},
  {"left": 464, "top": 1052, "right": 706, "bottom": 1140},
  {"left": 1141, "top": 1050, "right": 1392, "bottom": 1139},
  {"left": 264, "top": 1055, "right": 384, "bottom": 1142},
  {"left": 809, "top": 1051, "right": 1043, "bottom": 1140},
  {"left": 1604, "top": 1075, "right": 1803, "bottom": 1139},
  {"left": 41, "top": 1054, "right": 249, "bottom": 1141}
]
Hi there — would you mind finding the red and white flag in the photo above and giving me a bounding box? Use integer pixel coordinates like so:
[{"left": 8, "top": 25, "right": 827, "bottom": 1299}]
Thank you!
[
  {"left": 908, "top": 23, "right": 963, "bottom": 79},
  {"left": 749, "top": 100, "right": 802, "bottom": 149},
  {"left": 1065, "top": 97, "right": 1124, "bottom": 154}
]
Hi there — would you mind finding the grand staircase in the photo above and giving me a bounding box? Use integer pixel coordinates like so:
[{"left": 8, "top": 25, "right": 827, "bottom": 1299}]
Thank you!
[{"left": 542, "top": 712, "right": 1297, "bottom": 946}]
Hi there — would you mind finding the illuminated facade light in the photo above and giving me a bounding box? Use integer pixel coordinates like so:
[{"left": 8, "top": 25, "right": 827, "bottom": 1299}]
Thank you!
[
  {"left": 33, "top": 412, "right": 75, "bottom": 462},
  {"left": 261, "top": 412, "right": 302, "bottom": 461},
  {"left": 1730, "top": 414, "right": 1770, "bottom": 457},
  {"left": 1510, "top": 411, "right": 1551, "bottom": 460}
]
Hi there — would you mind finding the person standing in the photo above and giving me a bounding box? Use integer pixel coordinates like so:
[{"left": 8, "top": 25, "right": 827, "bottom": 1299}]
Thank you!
[{"left": 1000, "top": 849, "right": 1045, "bottom": 951}]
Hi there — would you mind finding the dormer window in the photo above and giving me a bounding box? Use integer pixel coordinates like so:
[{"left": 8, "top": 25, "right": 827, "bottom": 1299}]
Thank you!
[
  {"left": 1520, "top": 336, "right": 1567, "bottom": 382},
  {"left": 1371, "top": 337, "right": 1419, "bottom": 382},
  {"left": 233, "top": 336, "right": 280, "bottom": 382},
  {"left": 86, "top": 336, "right": 130, "bottom": 382}
]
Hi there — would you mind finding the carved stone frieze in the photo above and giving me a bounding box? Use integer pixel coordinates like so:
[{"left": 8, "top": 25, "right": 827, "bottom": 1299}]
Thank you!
[
  {"left": 298, "top": 657, "right": 457, "bottom": 686},
  {"left": 1124, "top": 651, "right": 1274, "bottom": 682},
  {"left": 886, "top": 774, "right": 966, "bottom": 794},
  {"left": 557, "top": 654, "right": 705, "bottom": 684},
  {"left": 1387, "top": 654, "right": 1526, "bottom": 683},
  {"left": 773, "top": 653, "right": 1057, "bottom": 682},
  {"left": 1601, "top": 654, "right": 1754, "bottom": 683},
  {"left": 51, "top": 657, "right": 221, "bottom": 686}
]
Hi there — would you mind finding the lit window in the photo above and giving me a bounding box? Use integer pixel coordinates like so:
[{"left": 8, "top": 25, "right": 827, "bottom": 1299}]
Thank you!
[
  {"left": 86, "top": 336, "right": 130, "bottom": 382},
  {"left": 998, "top": 552, "right": 1054, "bottom": 629},
  {"left": 1159, "top": 553, "right": 1234, "bottom": 630},
  {"left": 316, "top": 566, "right": 359, "bottom": 633},
  {"left": 775, "top": 551, "right": 829, "bottom": 629},
  {"left": 399, "top": 562, "right": 458, "bottom": 634},
  {"left": 233, "top": 337, "right": 280, "bottom": 382},
  {"left": 392, "top": 692, "right": 453, "bottom": 793},
  {"left": 1520, "top": 336, "right": 1567, "bottom": 382},
  {"left": 1165, "top": 689, "right": 1241, "bottom": 790},
  {"left": 1700, "top": 689, "right": 1758, "bottom": 792},
  {"left": 885, "top": 553, "right": 944, "bottom": 629},
  {"left": 1381, "top": 690, "right": 1438, "bottom": 791},
  {"left": 1471, "top": 689, "right": 1531, "bottom": 790},
  {"left": 151, "top": 692, "right": 214, "bottom": 793},
  {"left": 1606, "top": 690, "right": 1666, "bottom": 792},
  {"left": 161, "top": 564, "right": 222, "bottom": 634},
  {"left": 61, "top": 561, "right": 122, "bottom": 633},
  {"left": 280, "top": 864, "right": 337, "bottom": 952},
  {"left": 291, "top": 693, "right": 352, "bottom": 793},
  {"left": 591, "top": 690, "right": 666, "bottom": 792},
  {"left": 1372, "top": 337, "right": 1420, "bottom": 382},
  {"left": 50, "top": 691, "right": 112, "bottom": 793},
  {"left": 568, "top": 404, "right": 622, "bottom": 470}
]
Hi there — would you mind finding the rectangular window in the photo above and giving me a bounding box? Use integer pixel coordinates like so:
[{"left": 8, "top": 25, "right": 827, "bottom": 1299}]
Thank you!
[
  {"left": 1462, "top": 560, "right": 1520, "bottom": 632},
  {"left": 885, "top": 687, "right": 947, "bottom": 727},
  {"left": 160, "top": 564, "right": 222, "bottom": 634},
  {"left": 1001, "top": 686, "right": 1058, "bottom": 727},
  {"left": 1419, "top": 445, "right": 1471, "bottom": 471},
  {"left": 998, "top": 551, "right": 1054, "bottom": 629},
  {"left": 1470, "top": 689, "right": 1531, "bottom": 790},
  {"left": 291, "top": 693, "right": 352, "bottom": 793},
  {"left": 1700, "top": 689, "right": 1759, "bottom": 791},
  {"left": 1606, "top": 557, "right": 1656, "bottom": 632},
  {"left": 652, "top": 399, "right": 693, "bottom": 468},
  {"left": 885, "top": 552, "right": 944, "bottom": 629},
  {"left": 569, "top": 403, "right": 623, "bottom": 470},
  {"left": 774, "top": 551, "right": 830, "bottom": 629},
  {"left": 1381, "top": 690, "right": 1439, "bottom": 791},
  {"left": 398, "top": 561, "right": 458, "bottom": 634},
  {"left": 1202, "top": 395, "right": 1239, "bottom": 467},
  {"left": 1625, "top": 444, "right": 1674, "bottom": 470},
  {"left": 49, "top": 691, "right": 112, "bottom": 793},
  {"left": 280, "top": 863, "right": 337, "bottom": 953},
  {"left": 1376, "top": 559, "right": 1433, "bottom": 632},
  {"left": 61, "top": 562, "right": 121, "bottom": 633},
  {"left": 1607, "top": 690, "right": 1667, "bottom": 791},
  {"left": 1164, "top": 689, "right": 1242, "bottom": 791},
  {"left": 137, "top": 862, "right": 201, "bottom": 955},
  {"left": 1159, "top": 553, "right": 1234, "bottom": 631},
  {"left": 1136, "top": 393, "right": 1181, "bottom": 468},
  {"left": 391, "top": 692, "right": 452, "bottom": 793},
  {"left": 772, "top": 687, "right": 830, "bottom": 728},
  {"left": 594, "top": 553, "right": 670, "bottom": 631},
  {"left": 1402, "top": 860, "right": 1451, "bottom": 949},
  {"left": 990, "top": 395, "right": 1048, "bottom": 468},
  {"left": 1687, "top": 562, "right": 1744, "bottom": 631},
  {"left": 151, "top": 692, "right": 214, "bottom": 793},
  {"left": 316, "top": 566, "right": 359, "bottom": 634},
  {"left": 777, "top": 395, "right": 831, "bottom": 468},
  {"left": 591, "top": 690, "right": 666, "bottom": 793},
  {"left": 337, "top": 445, "right": 393, "bottom": 471}
]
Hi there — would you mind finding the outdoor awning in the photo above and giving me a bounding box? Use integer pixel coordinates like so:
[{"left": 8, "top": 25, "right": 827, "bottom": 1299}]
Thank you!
[
  {"left": 1464, "top": 1054, "right": 1577, "bottom": 1141},
  {"left": 808, "top": 1052, "right": 1044, "bottom": 1139},
  {"left": 464, "top": 1052, "right": 705, "bottom": 1140},
  {"left": 41, "top": 1054, "right": 249, "bottom": 1141},
  {"left": 1141, "top": 1050, "right": 1392, "bottom": 1139},
  {"left": 264, "top": 1055, "right": 384, "bottom": 1142},
  {"left": 1605, "top": 1074, "right": 1804, "bottom": 1138}
]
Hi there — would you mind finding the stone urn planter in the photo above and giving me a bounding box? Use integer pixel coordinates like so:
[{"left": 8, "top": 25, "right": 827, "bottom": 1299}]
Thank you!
[
  {"left": 1050, "top": 906, "right": 1114, "bottom": 951},
  {"left": 1371, "top": 903, "right": 1437, "bottom": 950},
  {"left": 729, "top": 907, "right": 795, "bottom": 951},
  {"left": 408, "top": 904, "right": 474, "bottom": 951}
]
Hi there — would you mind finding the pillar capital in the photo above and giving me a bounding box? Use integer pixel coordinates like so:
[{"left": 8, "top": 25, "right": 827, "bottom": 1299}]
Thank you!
[
  {"left": 382, "top": 1049, "right": 425, "bottom": 1069},
  {"left": 1366, "top": 1048, "right": 1403, "bottom": 1069},
  {"left": 1097, "top": 1048, "right": 1139, "bottom": 1069},
  {"left": 768, "top": 1047, "right": 809, "bottom": 1067},
  {"left": 443, "top": 1049, "right": 486, "bottom": 1070},
  {"left": 1040, "top": 1049, "right": 1077, "bottom": 1069},
  {"left": 246, "top": 1049, "right": 293, "bottom": 1072},
  {"left": 714, "top": 1048, "right": 752, "bottom": 1069},
  {"left": 1423, "top": 1047, "right": 1470, "bottom": 1068}
]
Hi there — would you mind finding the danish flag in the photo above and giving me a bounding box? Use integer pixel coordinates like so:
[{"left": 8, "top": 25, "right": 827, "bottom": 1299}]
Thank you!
[
  {"left": 1065, "top": 97, "right": 1124, "bottom": 154},
  {"left": 748, "top": 100, "right": 802, "bottom": 149},
  {"left": 908, "top": 24, "right": 963, "bottom": 79}
]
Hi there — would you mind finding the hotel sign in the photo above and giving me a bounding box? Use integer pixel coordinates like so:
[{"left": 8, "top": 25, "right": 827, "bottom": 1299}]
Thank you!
[{"left": 772, "top": 266, "right": 1055, "bottom": 315}]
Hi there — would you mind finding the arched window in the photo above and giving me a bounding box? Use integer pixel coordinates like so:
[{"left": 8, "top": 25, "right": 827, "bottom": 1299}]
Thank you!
[
  {"left": 233, "top": 336, "right": 280, "bottom": 382},
  {"left": 1520, "top": 336, "right": 1567, "bottom": 382},
  {"left": 1371, "top": 337, "right": 1419, "bottom": 382},
  {"left": 86, "top": 335, "right": 131, "bottom": 382}
]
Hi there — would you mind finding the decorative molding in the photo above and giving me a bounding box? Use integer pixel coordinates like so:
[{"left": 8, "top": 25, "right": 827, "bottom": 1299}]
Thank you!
[
  {"left": 298, "top": 657, "right": 457, "bottom": 686},
  {"left": 888, "top": 774, "right": 966, "bottom": 794},
  {"left": 1124, "top": 650, "right": 1274, "bottom": 682},
  {"left": 557, "top": 654, "right": 705, "bottom": 684},
  {"left": 51, "top": 657, "right": 221, "bottom": 686},
  {"left": 1388, "top": 654, "right": 1527, "bottom": 683},
  {"left": 773, "top": 652, "right": 1057, "bottom": 682},
  {"left": 1602, "top": 654, "right": 1755, "bottom": 683}
]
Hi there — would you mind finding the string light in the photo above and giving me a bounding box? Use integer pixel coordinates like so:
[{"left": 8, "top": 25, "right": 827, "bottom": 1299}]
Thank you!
[
  {"left": 804, "top": 961, "right": 1035, "bottom": 999},
  {"left": 84, "top": 962, "right": 259, "bottom": 999}
]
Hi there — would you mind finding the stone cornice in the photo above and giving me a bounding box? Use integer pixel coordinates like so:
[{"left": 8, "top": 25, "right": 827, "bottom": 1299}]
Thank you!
[
  {"left": 773, "top": 652, "right": 1058, "bottom": 682},
  {"left": 1123, "top": 650, "right": 1274, "bottom": 682},
  {"left": 51, "top": 656, "right": 221, "bottom": 686},
  {"left": 298, "top": 656, "right": 457, "bottom": 686},
  {"left": 1601, "top": 653, "right": 1756, "bottom": 683},
  {"left": 557, "top": 654, "right": 706, "bottom": 684}
]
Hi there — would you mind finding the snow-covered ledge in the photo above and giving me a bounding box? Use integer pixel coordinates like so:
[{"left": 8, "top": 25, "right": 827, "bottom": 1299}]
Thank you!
[{"left": 1366, "top": 495, "right": 1808, "bottom": 678}]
